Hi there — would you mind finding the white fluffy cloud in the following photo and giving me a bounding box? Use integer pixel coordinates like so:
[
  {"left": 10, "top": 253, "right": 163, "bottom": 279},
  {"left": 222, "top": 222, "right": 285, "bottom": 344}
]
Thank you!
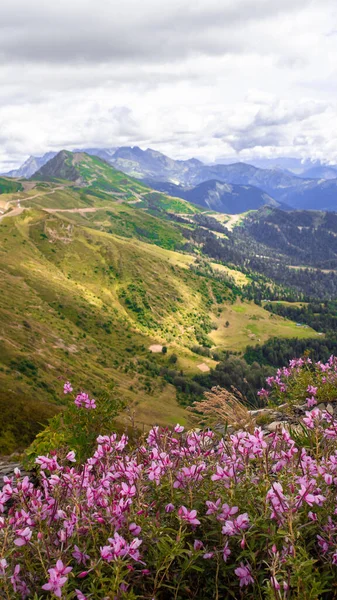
[{"left": 0, "top": 0, "right": 337, "bottom": 170}]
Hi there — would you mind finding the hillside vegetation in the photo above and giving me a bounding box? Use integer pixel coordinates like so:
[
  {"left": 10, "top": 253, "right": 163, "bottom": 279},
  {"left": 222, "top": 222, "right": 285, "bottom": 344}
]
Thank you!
[{"left": 0, "top": 151, "right": 331, "bottom": 452}]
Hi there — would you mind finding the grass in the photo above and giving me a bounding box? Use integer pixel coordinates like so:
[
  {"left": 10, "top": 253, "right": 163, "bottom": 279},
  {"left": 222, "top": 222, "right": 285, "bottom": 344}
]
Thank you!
[
  {"left": 209, "top": 299, "right": 321, "bottom": 351},
  {"left": 0, "top": 167, "right": 327, "bottom": 452},
  {"left": 0, "top": 208, "right": 236, "bottom": 450},
  {"left": 0, "top": 177, "right": 23, "bottom": 194}
]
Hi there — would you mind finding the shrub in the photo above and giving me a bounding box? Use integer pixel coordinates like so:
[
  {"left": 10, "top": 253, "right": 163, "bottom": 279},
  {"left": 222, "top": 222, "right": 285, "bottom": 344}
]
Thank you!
[
  {"left": 261, "top": 354, "right": 337, "bottom": 410},
  {"left": 3, "top": 361, "right": 337, "bottom": 598}
]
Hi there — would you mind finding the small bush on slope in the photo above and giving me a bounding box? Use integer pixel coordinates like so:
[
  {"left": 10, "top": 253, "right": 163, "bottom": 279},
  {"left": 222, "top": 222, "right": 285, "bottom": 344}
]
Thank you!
[{"left": 2, "top": 360, "right": 337, "bottom": 598}]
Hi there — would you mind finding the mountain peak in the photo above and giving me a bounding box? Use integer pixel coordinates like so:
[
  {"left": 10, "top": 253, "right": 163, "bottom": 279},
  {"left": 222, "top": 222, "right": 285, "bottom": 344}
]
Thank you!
[{"left": 32, "top": 150, "right": 84, "bottom": 182}]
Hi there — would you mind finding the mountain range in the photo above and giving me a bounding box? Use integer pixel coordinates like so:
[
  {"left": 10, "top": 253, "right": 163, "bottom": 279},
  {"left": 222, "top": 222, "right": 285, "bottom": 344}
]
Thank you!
[
  {"left": 2, "top": 147, "right": 337, "bottom": 452},
  {"left": 4, "top": 146, "right": 337, "bottom": 213}
]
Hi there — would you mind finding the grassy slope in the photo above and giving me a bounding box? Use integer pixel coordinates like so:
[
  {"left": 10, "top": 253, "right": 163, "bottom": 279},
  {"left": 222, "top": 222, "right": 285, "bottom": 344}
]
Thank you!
[
  {"left": 0, "top": 162, "right": 323, "bottom": 451},
  {"left": 210, "top": 300, "right": 320, "bottom": 351},
  {"left": 1, "top": 210, "right": 200, "bottom": 450},
  {"left": 0, "top": 210, "right": 318, "bottom": 429}
]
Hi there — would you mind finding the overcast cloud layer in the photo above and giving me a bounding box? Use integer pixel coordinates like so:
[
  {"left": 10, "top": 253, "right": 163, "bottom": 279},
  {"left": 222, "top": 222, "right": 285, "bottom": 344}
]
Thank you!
[{"left": 0, "top": 0, "right": 337, "bottom": 170}]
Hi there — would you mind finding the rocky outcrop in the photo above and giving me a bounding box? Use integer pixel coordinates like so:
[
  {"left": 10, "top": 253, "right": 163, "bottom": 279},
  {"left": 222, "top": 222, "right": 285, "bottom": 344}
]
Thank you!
[
  {"left": 248, "top": 399, "right": 337, "bottom": 433},
  {"left": 0, "top": 459, "right": 29, "bottom": 488}
]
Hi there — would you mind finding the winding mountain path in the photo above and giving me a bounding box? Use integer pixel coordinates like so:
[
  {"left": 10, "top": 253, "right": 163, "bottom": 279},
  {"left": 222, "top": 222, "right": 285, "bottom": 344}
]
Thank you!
[{"left": 0, "top": 186, "right": 66, "bottom": 222}]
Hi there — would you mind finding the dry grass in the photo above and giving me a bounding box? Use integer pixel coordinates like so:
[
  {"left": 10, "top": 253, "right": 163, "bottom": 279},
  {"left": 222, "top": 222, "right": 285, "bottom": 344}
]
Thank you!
[{"left": 189, "top": 386, "right": 255, "bottom": 431}]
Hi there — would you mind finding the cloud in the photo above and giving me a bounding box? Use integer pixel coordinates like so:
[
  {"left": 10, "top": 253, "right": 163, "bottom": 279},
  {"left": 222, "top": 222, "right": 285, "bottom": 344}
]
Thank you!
[
  {"left": 0, "top": 0, "right": 337, "bottom": 170},
  {"left": 0, "top": 0, "right": 312, "bottom": 64}
]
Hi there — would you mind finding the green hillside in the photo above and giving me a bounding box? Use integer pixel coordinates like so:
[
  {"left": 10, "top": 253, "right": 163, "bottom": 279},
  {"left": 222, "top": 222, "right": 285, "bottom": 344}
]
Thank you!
[
  {"left": 31, "top": 150, "right": 200, "bottom": 214},
  {"left": 0, "top": 153, "right": 327, "bottom": 454},
  {"left": 0, "top": 176, "right": 23, "bottom": 194},
  {"left": 0, "top": 204, "right": 320, "bottom": 453}
]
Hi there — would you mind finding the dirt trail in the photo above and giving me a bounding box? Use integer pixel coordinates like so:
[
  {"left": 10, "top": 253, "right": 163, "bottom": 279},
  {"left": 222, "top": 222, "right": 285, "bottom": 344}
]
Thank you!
[
  {"left": 0, "top": 207, "right": 25, "bottom": 222},
  {"left": 0, "top": 186, "right": 149, "bottom": 223},
  {"left": 224, "top": 214, "right": 241, "bottom": 231},
  {"left": 0, "top": 186, "right": 65, "bottom": 222},
  {"left": 45, "top": 207, "right": 112, "bottom": 214}
]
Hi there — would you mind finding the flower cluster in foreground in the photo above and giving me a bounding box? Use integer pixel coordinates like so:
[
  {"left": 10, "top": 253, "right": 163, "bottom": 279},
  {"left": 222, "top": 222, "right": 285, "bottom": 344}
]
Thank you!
[{"left": 2, "top": 358, "right": 337, "bottom": 598}]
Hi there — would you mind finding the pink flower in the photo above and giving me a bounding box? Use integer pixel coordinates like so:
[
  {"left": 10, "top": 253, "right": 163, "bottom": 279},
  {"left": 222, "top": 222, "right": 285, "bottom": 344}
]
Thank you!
[
  {"left": 72, "top": 545, "right": 90, "bottom": 565},
  {"left": 74, "top": 393, "right": 96, "bottom": 410},
  {"left": 129, "top": 522, "right": 142, "bottom": 536},
  {"left": 271, "top": 576, "right": 280, "bottom": 590},
  {"left": 0, "top": 558, "right": 7, "bottom": 574},
  {"left": 218, "top": 503, "right": 239, "bottom": 521},
  {"left": 75, "top": 590, "right": 88, "bottom": 600},
  {"left": 165, "top": 503, "right": 175, "bottom": 513},
  {"left": 63, "top": 381, "right": 73, "bottom": 394},
  {"left": 66, "top": 451, "right": 76, "bottom": 462},
  {"left": 317, "top": 535, "right": 329, "bottom": 553},
  {"left": 235, "top": 513, "right": 250, "bottom": 531},
  {"left": 223, "top": 542, "right": 231, "bottom": 562},
  {"left": 42, "top": 561, "right": 72, "bottom": 598},
  {"left": 128, "top": 537, "right": 142, "bottom": 561},
  {"left": 193, "top": 539, "right": 204, "bottom": 551},
  {"left": 222, "top": 513, "right": 249, "bottom": 536},
  {"left": 14, "top": 527, "right": 32, "bottom": 546},
  {"left": 307, "top": 396, "right": 317, "bottom": 408},
  {"left": 148, "top": 461, "right": 162, "bottom": 485},
  {"left": 174, "top": 424, "right": 184, "bottom": 433},
  {"left": 235, "top": 562, "right": 254, "bottom": 587},
  {"left": 307, "top": 385, "right": 318, "bottom": 396},
  {"left": 205, "top": 499, "right": 221, "bottom": 515},
  {"left": 178, "top": 506, "right": 200, "bottom": 526}
]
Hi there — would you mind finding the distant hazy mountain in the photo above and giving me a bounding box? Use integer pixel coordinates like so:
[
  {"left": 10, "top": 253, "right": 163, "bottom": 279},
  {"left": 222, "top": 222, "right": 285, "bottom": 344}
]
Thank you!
[
  {"left": 7, "top": 145, "right": 337, "bottom": 211},
  {"left": 244, "top": 157, "right": 319, "bottom": 174},
  {"left": 284, "top": 179, "right": 337, "bottom": 211},
  {"left": 110, "top": 146, "right": 203, "bottom": 183},
  {"left": 5, "top": 152, "right": 57, "bottom": 178},
  {"left": 73, "top": 147, "right": 118, "bottom": 163},
  {"left": 144, "top": 178, "right": 282, "bottom": 213},
  {"left": 182, "top": 180, "right": 281, "bottom": 213},
  {"left": 299, "top": 165, "right": 337, "bottom": 180}
]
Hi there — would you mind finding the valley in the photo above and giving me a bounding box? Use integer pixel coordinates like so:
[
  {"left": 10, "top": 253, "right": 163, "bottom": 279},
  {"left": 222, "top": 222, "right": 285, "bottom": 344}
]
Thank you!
[{"left": 1, "top": 149, "right": 337, "bottom": 453}]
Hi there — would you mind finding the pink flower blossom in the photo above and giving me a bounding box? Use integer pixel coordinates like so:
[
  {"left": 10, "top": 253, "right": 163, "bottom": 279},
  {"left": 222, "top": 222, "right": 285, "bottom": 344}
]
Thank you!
[
  {"left": 235, "top": 562, "right": 254, "bottom": 587},
  {"left": 271, "top": 576, "right": 280, "bottom": 590},
  {"left": 42, "top": 561, "right": 72, "bottom": 598},
  {"left": 0, "top": 558, "right": 7, "bottom": 574},
  {"left": 174, "top": 424, "right": 184, "bottom": 433},
  {"left": 72, "top": 545, "right": 90, "bottom": 565},
  {"left": 129, "top": 522, "right": 142, "bottom": 536},
  {"left": 75, "top": 590, "right": 88, "bottom": 600},
  {"left": 63, "top": 381, "right": 73, "bottom": 394},
  {"left": 178, "top": 506, "right": 200, "bottom": 526},
  {"left": 14, "top": 526, "right": 32, "bottom": 546},
  {"left": 223, "top": 542, "right": 231, "bottom": 561}
]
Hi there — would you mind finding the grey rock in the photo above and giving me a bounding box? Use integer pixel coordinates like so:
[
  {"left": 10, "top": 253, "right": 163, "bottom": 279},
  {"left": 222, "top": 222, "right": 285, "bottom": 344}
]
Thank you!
[{"left": 266, "top": 421, "right": 288, "bottom": 433}]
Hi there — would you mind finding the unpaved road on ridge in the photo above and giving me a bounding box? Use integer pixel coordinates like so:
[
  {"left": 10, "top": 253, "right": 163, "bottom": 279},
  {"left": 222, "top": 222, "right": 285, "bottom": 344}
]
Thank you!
[
  {"left": 0, "top": 186, "right": 66, "bottom": 222},
  {"left": 0, "top": 187, "right": 150, "bottom": 223}
]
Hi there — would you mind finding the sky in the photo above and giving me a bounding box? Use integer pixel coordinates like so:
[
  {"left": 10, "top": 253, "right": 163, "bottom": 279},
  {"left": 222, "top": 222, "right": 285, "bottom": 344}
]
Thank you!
[{"left": 0, "top": 0, "right": 337, "bottom": 171}]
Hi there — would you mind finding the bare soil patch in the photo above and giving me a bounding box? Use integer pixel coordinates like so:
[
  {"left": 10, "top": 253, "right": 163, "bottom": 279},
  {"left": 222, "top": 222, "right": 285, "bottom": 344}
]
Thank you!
[
  {"left": 149, "top": 344, "right": 163, "bottom": 353},
  {"left": 197, "top": 363, "right": 210, "bottom": 372}
]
